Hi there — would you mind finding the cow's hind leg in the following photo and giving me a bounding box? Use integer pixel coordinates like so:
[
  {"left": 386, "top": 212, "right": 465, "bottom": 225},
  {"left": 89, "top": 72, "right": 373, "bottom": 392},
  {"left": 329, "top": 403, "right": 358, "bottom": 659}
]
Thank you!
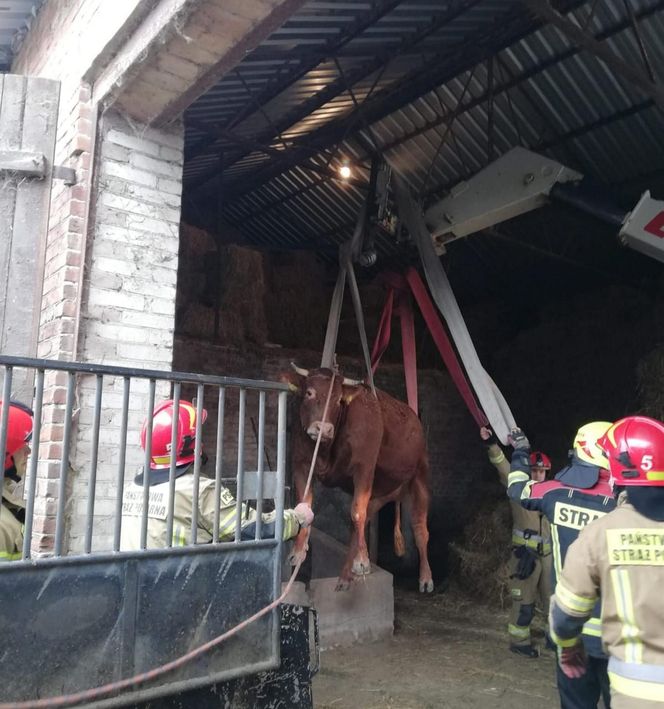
[
  {"left": 394, "top": 501, "right": 406, "bottom": 557},
  {"left": 410, "top": 468, "right": 434, "bottom": 593}
]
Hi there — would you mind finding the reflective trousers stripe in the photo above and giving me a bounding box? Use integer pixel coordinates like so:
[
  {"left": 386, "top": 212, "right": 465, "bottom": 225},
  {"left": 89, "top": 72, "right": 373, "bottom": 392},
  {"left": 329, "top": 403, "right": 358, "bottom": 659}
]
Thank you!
[
  {"left": 0, "top": 551, "right": 22, "bottom": 561},
  {"left": 551, "top": 525, "right": 563, "bottom": 579},
  {"left": 610, "top": 568, "right": 643, "bottom": 664},
  {"left": 508, "top": 623, "right": 530, "bottom": 641}
]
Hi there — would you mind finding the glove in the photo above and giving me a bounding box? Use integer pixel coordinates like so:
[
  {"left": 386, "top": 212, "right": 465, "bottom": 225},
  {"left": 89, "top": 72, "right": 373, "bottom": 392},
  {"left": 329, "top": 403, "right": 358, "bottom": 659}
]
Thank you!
[
  {"left": 293, "top": 502, "right": 314, "bottom": 529},
  {"left": 508, "top": 427, "right": 530, "bottom": 451},
  {"left": 510, "top": 546, "right": 538, "bottom": 580},
  {"left": 558, "top": 640, "right": 588, "bottom": 679},
  {"left": 480, "top": 427, "right": 498, "bottom": 446}
]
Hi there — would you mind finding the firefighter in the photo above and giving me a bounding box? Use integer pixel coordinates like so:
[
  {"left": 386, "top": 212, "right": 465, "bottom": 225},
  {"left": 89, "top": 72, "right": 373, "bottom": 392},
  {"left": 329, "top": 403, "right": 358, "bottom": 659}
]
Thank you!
[
  {"left": 0, "top": 400, "right": 33, "bottom": 561},
  {"left": 481, "top": 426, "right": 553, "bottom": 657},
  {"left": 550, "top": 416, "right": 664, "bottom": 708},
  {"left": 508, "top": 421, "right": 616, "bottom": 709},
  {"left": 120, "top": 399, "right": 313, "bottom": 550}
]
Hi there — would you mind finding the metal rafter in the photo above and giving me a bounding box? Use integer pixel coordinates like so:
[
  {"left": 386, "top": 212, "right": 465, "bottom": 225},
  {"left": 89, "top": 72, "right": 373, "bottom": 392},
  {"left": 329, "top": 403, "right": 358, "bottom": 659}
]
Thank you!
[
  {"left": 370, "top": 0, "right": 664, "bottom": 157},
  {"left": 208, "top": 0, "right": 588, "bottom": 199},
  {"left": 190, "top": 0, "right": 485, "bottom": 188},
  {"left": 185, "top": 0, "right": 407, "bottom": 161},
  {"left": 522, "top": 0, "right": 664, "bottom": 110}
]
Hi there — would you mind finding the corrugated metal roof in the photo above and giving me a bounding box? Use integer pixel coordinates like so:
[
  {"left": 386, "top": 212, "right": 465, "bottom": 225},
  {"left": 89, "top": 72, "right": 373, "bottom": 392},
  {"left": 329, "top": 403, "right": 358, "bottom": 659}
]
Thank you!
[
  {"left": 183, "top": 0, "right": 664, "bottom": 255},
  {"left": 0, "top": 0, "right": 42, "bottom": 70}
]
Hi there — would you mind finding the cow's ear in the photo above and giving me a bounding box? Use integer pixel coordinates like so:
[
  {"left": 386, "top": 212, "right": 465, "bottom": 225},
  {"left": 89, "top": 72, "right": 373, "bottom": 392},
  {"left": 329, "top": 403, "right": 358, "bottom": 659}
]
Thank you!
[
  {"left": 280, "top": 371, "right": 304, "bottom": 395},
  {"left": 341, "top": 384, "right": 362, "bottom": 405}
]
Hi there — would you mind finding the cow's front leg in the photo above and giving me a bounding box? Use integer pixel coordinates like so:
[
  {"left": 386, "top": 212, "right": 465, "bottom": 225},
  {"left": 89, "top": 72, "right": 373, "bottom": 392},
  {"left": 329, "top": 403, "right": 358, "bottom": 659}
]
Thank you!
[
  {"left": 335, "top": 527, "right": 358, "bottom": 591},
  {"left": 337, "top": 472, "right": 373, "bottom": 589}
]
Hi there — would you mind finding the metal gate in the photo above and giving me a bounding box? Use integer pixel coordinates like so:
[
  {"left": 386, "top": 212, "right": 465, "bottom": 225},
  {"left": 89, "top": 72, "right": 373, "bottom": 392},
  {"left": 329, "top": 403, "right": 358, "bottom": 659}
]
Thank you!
[
  {"left": 0, "top": 74, "right": 60, "bottom": 403},
  {"left": 0, "top": 355, "right": 290, "bottom": 706}
]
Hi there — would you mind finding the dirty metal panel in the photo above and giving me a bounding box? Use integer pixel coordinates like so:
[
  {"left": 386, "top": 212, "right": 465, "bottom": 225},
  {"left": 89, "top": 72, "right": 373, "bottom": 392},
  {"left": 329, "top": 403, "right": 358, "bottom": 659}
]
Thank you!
[
  {"left": 0, "top": 73, "right": 59, "bottom": 402},
  {"left": 0, "top": 544, "right": 279, "bottom": 705}
]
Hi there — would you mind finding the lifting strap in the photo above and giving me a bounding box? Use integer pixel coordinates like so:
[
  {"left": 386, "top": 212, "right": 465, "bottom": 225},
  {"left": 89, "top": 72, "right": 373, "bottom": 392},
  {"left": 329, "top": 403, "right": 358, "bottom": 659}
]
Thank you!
[
  {"left": 321, "top": 204, "right": 376, "bottom": 395},
  {"left": 393, "top": 175, "right": 516, "bottom": 444},
  {"left": 371, "top": 270, "right": 488, "bottom": 427},
  {"left": 370, "top": 279, "right": 418, "bottom": 414}
]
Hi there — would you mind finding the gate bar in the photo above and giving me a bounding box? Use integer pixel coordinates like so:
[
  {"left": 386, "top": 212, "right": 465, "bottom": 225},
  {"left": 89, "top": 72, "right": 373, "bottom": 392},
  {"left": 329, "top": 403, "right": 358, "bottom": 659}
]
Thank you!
[
  {"left": 113, "top": 377, "right": 131, "bottom": 552},
  {"left": 212, "top": 387, "right": 225, "bottom": 543},
  {"left": 190, "top": 385, "right": 204, "bottom": 544},
  {"left": 140, "top": 380, "right": 156, "bottom": 550},
  {"left": 234, "top": 389, "right": 246, "bottom": 542},
  {"left": 166, "top": 383, "right": 181, "bottom": 548},
  {"left": 22, "top": 369, "right": 44, "bottom": 559},
  {"left": 84, "top": 374, "right": 103, "bottom": 553},
  {"left": 54, "top": 373, "right": 76, "bottom": 556}
]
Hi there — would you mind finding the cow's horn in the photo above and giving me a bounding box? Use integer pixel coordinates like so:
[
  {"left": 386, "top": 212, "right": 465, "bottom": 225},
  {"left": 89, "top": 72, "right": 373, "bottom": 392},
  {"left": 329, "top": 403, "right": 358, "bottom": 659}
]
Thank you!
[
  {"left": 290, "top": 362, "right": 310, "bottom": 378},
  {"left": 342, "top": 377, "right": 362, "bottom": 387}
]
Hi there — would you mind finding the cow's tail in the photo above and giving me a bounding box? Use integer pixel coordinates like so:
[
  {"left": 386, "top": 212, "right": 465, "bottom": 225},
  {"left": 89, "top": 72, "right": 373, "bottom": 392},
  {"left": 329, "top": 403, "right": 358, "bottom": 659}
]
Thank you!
[{"left": 394, "top": 501, "right": 406, "bottom": 557}]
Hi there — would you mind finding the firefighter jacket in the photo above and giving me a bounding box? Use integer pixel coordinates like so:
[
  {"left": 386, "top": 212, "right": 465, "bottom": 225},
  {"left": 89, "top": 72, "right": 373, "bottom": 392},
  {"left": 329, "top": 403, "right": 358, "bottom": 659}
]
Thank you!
[
  {"left": 120, "top": 472, "right": 302, "bottom": 550},
  {"left": 487, "top": 444, "right": 551, "bottom": 556},
  {"left": 508, "top": 449, "right": 616, "bottom": 657},
  {"left": 0, "top": 504, "right": 23, "bottom": 561},
  {"left": 551, "top": 502, "right": 664, "bottom": 705}
]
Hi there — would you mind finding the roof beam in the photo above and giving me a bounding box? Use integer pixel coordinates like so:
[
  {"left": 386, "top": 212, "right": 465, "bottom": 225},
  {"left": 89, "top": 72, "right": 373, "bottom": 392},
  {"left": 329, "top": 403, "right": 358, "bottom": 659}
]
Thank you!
[
  {"left": 212, "top": 0, "right": 588, "bottom": 199},
  {"left": 185, "top": 0, "right": 407, "bottom": 160},
  {"left": 189, "top": 0, "right": 484, "bottom": 186},
  {"left": 522, "top": 0, "right": 664, "bottom": 111},
  {"left": 353, "top": 0, "right": 664, "bottom": 156}
]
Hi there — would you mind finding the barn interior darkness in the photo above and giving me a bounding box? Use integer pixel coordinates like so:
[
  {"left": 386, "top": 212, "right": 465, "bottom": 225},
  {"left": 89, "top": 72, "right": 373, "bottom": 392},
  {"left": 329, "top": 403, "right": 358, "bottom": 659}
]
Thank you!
[{"left": 175, "top": 0, "right": 664, "bottom": 584}]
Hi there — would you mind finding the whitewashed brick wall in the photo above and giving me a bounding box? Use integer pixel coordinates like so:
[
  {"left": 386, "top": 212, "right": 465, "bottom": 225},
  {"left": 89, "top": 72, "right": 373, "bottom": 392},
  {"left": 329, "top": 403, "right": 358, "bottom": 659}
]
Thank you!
[{"left": 67, "top": 110, "right": 183, "bottom": 553}]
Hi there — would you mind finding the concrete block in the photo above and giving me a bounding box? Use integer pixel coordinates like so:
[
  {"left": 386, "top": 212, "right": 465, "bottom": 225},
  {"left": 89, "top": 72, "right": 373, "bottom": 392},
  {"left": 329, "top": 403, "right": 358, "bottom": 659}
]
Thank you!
[{"left": 285, "top": 530, "right": 394, "bottom": 650}]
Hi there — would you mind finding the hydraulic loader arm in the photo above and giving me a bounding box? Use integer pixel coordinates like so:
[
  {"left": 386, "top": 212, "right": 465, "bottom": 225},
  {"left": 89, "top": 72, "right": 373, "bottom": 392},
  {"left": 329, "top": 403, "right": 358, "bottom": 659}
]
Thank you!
[{"left": 423, "top": 146, "right": 664, "bottom": 265}]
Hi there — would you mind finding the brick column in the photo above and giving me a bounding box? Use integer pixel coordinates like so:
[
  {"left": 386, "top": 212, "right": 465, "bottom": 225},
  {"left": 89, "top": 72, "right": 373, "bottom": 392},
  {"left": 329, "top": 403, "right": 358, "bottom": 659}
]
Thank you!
[{"left": 65, "top": 110, "right": 184, "bottom": 553}]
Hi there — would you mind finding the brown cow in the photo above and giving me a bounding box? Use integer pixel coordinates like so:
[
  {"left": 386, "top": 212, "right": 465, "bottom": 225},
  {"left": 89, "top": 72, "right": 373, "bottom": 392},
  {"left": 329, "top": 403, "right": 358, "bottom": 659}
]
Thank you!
[{"left": 283, "top": 364, "right": 434, "bottom": 592}]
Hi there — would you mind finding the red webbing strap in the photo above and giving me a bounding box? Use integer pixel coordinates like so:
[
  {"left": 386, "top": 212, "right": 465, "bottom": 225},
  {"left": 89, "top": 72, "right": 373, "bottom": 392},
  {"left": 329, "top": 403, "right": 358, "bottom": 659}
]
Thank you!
[
  {"left": 397, "top": 292, "right": 418, "bottom": 415},
  {"left": 370, "top": 278, "right": 418, "bottom": 414},
  {"left": 403, "top": 267, "right": 489, "bottom": 428},
  {"left": 371, "top": 288, "right": 394, "bottom": 373}
]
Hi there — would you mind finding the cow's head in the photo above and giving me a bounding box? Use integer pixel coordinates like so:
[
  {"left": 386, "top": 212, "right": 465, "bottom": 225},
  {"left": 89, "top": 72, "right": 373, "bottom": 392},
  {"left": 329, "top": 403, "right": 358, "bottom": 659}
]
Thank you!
[{"left": 282, "top": 363, "right": 363, "bottom": 443}]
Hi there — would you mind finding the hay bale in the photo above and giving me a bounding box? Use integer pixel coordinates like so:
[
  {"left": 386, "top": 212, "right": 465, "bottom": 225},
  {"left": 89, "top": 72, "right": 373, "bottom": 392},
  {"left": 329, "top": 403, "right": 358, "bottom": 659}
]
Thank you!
[
  {"left": 637, "top": 344, "right": 664, "bottom": 420},
  {"left": 449, "top": 496, "right": 512, "bottom": 608}
]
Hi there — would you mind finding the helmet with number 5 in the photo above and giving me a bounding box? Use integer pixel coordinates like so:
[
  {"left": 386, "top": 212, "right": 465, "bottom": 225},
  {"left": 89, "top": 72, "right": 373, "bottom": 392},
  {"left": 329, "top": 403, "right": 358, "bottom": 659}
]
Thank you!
[{"left": 597, "top": 416, "right": 664, "bottom": 486}]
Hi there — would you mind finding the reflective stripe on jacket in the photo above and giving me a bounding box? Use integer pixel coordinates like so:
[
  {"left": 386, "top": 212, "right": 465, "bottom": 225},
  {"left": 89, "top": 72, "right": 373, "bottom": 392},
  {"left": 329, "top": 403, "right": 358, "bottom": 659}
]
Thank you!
[
  {"left": 550, "top": 503, "right": 664, "bottom": 703},
  {"left": 508, "top": 449, "right": 615, "bottom": 656},
  {"left": 487, "top": 444, "right": 552, "bottom": 556},
  {"left": 120, "top": 473, "right": 300, "bottom": 550}
]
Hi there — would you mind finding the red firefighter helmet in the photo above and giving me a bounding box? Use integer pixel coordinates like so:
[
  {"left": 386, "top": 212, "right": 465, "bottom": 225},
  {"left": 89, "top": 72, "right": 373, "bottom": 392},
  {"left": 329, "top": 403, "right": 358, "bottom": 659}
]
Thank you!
[
  {"left": 529, "top": 451, "right": 552, "bottom": 470},
  {"left": 140, "top": 400, "right": 207, "bottom": 470},
  {"left": 0, "top": 400, "right": 33, "bottom": 471},
  {"left": 597, "top": 416, "right": 664, "bottom": 486}
]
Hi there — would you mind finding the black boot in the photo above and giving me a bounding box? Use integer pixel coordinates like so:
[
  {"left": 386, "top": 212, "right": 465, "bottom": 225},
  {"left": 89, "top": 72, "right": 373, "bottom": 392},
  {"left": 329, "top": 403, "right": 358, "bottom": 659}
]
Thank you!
[{"left": 510, "top": 644, "right": 539, "bottom": 658}]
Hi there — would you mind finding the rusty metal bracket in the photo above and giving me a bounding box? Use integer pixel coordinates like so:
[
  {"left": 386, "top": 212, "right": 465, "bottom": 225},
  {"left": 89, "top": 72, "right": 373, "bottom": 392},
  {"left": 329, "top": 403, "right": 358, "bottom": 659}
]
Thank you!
[{"left": 53, "top": 165, "right": 77, "bottom": 186}]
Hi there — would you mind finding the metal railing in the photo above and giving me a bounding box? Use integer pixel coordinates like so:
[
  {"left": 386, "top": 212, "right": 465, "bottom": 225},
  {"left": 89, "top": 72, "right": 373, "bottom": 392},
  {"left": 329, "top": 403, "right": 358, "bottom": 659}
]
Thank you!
[{"left": 0, "top": 354, "right": 289, "bottom": 563}]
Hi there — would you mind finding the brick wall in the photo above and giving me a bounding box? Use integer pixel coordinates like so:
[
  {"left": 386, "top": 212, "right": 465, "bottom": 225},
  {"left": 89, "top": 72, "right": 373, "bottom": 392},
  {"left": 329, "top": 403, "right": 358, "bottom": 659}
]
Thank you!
[{"left": 64, "top": 110, "right": 184, "bottom": 553}]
